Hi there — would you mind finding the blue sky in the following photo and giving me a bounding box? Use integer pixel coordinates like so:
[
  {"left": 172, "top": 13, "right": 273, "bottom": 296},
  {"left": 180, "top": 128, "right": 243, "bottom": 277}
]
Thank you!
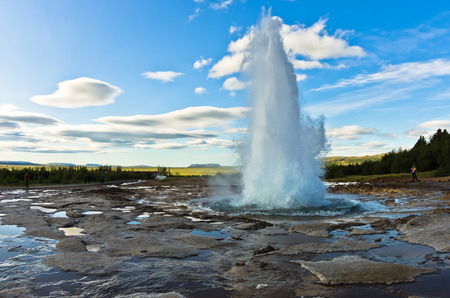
[{"left": 0, "top": 0, "right": 449, "bottom": 166}]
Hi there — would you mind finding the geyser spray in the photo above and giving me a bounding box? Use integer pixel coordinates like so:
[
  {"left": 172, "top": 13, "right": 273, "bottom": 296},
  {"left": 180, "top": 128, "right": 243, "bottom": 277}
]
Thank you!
[{"left": 241, "top": 12, "right": 327, "bottom": 208}]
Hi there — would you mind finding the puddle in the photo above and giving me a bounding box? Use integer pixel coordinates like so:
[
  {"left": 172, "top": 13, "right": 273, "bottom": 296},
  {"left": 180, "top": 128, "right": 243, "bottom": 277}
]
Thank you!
[
  {"left": 58, "top": 227, "right": 86, "bottom": 236},
  {"left": 0, "top": 198, "right": 32, "bottom": 203},
  {"left": 370, "top": 241, "right": 435, "bottom": 265},
  {"left": 0, "top": 224, "right": 25, "bottom": 236},
  {"left": 185, "top": 216, "right": 212, "bottom": 222},
  {"left": 190, "top": 230, "right": 230, "bottom": 239},
  {"left": 127, "top": 221, "right": 140, "bottom": 225},
  {"left": 52, "top": 211, "right": 68, "bottom": 218},
  {"left": 86, "top": 244, "right": 101, "bottom": 252},
  {"left": 30, "top": 206, "right": 57, "bottom": 213},
  {"left": 112, "top": 206, "right": 135, "bottom": 212},
  {"left": 136, "top": 212, "right": 151, "bottom": 219},
  {"left": 82, "top": 211, "right": 103, "bottom": 215}
]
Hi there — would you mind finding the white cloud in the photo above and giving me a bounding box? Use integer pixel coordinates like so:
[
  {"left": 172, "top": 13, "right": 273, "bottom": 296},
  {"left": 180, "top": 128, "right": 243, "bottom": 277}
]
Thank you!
[
  {"left": 281, "top": 18, "right": 366, "bottom": 60},
  {"left": 229, "top": 25, "right": 242, "bottom": 34},
  {"left": 208, "top": 52, "right": 246, "bottom": 79},
  {"left": 30, "top": 77, "right": 122, "bottom": 108},
  {"left": 361, "top": 141, "right": 386, "bottom": 148},
  {"left": 210, "top": 0, "right": 232, "bottom": 10},
  {"left": 418, "top": 120, "right": 450, "bottom": 130},
  {"left": 95, "top": 106, "right": 248, "bottom": 129},
  {"left": 194, "top": 87, "right": 207, "bottom": 95},
  {"left": 208, "top": 17, "right": 363, "bottom": 79},
  {"left": 327, "top": 125, "right": 374, "bottom": 140},
  {"left": 0, "top": 105, "right": 61, "bottom": 125},
  {"left": 135, "top": 143, "right": 188, "bottom": 150},
  {"left": 193, "top": 57, "right": 212, "bottom": 69},
  {"left": 142, "top": 71, "right": 184, "bottom": 83},
  {"left": 406, "top": 128, "right": 429, "bottom": 138},
  {"left": 292, "top": 60, "right": 324, "bottom": 70},
  {"left": 222, "top": 77, "right": 248, "bottom": 91},
  {"left": 206, "top": 138, "right": 235, "bottom": 148},
  {"left": 316, "top": 59, "right": 450, "bottom": 91},
  {"left": 296, "top": 74, "right": 307, "bottom": 81}
]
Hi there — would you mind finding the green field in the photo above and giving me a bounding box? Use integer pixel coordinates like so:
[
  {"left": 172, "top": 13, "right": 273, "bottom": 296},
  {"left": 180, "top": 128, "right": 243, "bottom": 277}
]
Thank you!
[
  {"left": 121, "top": 166, "right": 239, "bottom": 176},
  {"left": 0, "top": 164, "right": 239, "bottom": 177},
  {"left": 324, "top": 154, "right": 384, "bottom": 166}
]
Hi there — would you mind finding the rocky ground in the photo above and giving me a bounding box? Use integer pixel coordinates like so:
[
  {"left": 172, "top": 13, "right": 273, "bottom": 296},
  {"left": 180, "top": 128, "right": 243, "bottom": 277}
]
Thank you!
[{"left": 0, "top": 176, "right": 449, "bottom": 297}]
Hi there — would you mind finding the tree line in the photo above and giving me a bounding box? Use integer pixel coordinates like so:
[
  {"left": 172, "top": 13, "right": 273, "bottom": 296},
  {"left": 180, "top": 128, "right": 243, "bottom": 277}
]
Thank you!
[
  {"left": 0, "top": 165, "right": 159, "bottom": 186},
  {"left": 325, "top": 129, "right": 450, "bottom": 179}
]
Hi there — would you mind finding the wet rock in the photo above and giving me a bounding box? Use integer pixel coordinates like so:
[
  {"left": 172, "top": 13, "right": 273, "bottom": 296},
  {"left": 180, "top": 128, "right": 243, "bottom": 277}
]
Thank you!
[
  {"left": 140, "top": 216, "right": 194, "bottom": 230},
  {"left": 253, "top": 245, "right": 276, "bottom": 255},
  {"left": 398, "top": 213, "right": 450, "bottom": 252},
  {"left": 292, "top": 255, "right": 435, "bottom": 285},
  {"left": 279, "top": 239, "right": 379, "bottom": 254},
  {"left": 179, "top": 234, "right": 230, "bottom": 249},
  {"left": 56, "top": 237, "right": 87, "bottom": 252},
  {"left": 288, "top": 222, "right": 331, "bottom": 237},
  {"left": 0, "top": 286, "right": 35, "bottom": 298},
  {"left": 349, "top": 228, "right": 384, "bottom": 235},
  {"left": 44, "top": 252, "right": 126, "bottom": 275},
  {"left": 45, "top": 217, "right": 75, "bottom": 227},
  {"left": 114, "top": 292, "right": 185, "bottom": 298},
  {"left": 66, "top": 210, "right": 84, "bottom": 218},
  {"left": 233, "top": 222, "right": 268, "bottom": 230}
]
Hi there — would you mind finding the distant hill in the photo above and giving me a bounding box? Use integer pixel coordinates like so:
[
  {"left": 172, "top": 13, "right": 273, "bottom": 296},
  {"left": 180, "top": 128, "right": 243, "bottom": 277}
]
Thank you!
[
  {"left": 48, "top": 162, "right": 76, "bottom": 166},
  {"left": 188, "top": 163, "right": 221, "bottom": 168},
  {"left": 0, "top": 161, "right": 41, "bottom": 166},
  {"left": 85, "top": 163, "right": 100, "bottom": 167}
]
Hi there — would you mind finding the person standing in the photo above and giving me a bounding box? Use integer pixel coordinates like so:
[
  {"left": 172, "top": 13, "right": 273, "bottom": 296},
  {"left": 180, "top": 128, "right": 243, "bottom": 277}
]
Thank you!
[
  {"left": 24, "top": 172, "right": 30, "bottom": 188},
  {"left": 411, "top": 165, "right": 419, "bottom": 182},
  {"left": 101, "top": 174, "right": 105, "bottom": 186}
]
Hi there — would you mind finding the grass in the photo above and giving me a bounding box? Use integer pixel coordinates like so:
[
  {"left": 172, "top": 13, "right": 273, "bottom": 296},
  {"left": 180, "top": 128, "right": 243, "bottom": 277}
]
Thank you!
[
  {"left": 121, "top": 166, "right": 239, "bottom": 176},
  {"left": 326, "top": 170, "right": 437, "bottom": 182},
  {"left": 324, "top": 154, "right": 385, "bottom": 166}
]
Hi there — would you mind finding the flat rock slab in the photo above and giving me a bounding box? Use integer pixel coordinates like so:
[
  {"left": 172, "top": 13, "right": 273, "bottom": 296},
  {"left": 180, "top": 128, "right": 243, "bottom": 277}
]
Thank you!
[
  {"left": 292, "top": 255, "right": 435, "bottom": 285},
  {"left": 349, "top": 228, "right": 384, "bottom": 235},
  {"left": 279, "top": 239, "right": 379, "bottom": 254},
  {"left": 398, "top": 213, "right": 450, "bottom": 252},
  {"left": 288, "top": 223, "right": 331, "bottom": 237}
]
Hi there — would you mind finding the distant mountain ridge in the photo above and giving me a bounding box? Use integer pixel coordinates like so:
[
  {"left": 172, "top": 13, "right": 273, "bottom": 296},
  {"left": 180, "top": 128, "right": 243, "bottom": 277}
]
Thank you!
[{"left": 188, "top": 163, "right": 221, "bottom": 168}]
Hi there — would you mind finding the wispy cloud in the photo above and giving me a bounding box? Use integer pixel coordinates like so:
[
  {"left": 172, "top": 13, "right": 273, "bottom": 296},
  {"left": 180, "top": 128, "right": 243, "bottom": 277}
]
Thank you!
[
  {"left": 210, "top": 0, "right": 233, "bottom": 10},
  {"left": 306, "top": 84, "right": 420, "bottom": 117},
  {"left": 327, "top": 125, "right": 374, "bottom": 140},
  {"left": 188, "top": 7, "right": 200, "bottom": 22},
  {"left": 0, "top": 104, "right": 61, "bottom": 125},
  {"left": 30, "top": 77, "right": 122, "bottom": 108},
  {"left": 141, "top": 71, "right": 184, "bottom": 83},
  {"left": 95, "top": 106, "right": 248, "bottom": 129},
  {"left": 315, "top": 59, "right": 450, "bottom": 91},
  {"left": 229, "top": 25, "right": 242, "bottom": 34}
]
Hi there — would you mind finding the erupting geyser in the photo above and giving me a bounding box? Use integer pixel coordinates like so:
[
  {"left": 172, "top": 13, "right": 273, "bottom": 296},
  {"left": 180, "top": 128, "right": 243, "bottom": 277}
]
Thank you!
[{"left": 241, "top": 12, "right": 327, "bottom": 208}]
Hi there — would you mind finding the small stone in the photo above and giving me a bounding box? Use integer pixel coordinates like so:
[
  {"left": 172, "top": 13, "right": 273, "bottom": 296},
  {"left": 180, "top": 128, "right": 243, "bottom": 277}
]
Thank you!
[{"left": 253, "top": 245, "right": 276, "bottom": 255}]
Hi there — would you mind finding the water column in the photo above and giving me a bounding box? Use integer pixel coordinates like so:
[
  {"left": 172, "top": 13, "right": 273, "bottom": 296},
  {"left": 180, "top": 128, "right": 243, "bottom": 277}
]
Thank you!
[{"left": 241, "top": 13, "right": 327, "bottom": 208}]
